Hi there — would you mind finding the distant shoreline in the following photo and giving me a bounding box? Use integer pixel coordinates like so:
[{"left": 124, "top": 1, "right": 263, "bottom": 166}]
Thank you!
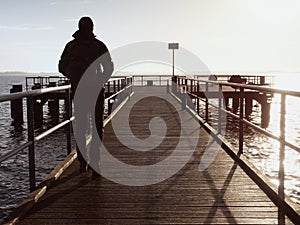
[
  {"left": 0, "top": 72, "right": 61, "bottom": 76},
  {"left": 0, "top": 71, "right": 299, "bottom": 77}
]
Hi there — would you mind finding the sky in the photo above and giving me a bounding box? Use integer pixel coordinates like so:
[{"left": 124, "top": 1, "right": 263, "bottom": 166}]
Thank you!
[{"left": 0, "top": 0, "right": 300, "bottom": 74}]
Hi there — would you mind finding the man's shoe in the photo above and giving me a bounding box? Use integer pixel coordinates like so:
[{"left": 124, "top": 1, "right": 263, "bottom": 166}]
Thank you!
[
  {"left": 79, "top": 163, "right": 87, "bottom": 173},
  {"left": 92, "top": 171, "right": 101, "bottom": 180}
]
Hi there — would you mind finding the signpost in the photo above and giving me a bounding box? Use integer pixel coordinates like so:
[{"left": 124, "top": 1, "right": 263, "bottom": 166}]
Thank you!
[{"left": 168, "top": 43, "right": 179, "bottom": 77}]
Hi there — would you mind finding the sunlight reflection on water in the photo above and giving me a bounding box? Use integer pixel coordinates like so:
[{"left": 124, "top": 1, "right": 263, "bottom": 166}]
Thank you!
[{"left": 224, "top": 73, "right": 300, "bottom": 204}]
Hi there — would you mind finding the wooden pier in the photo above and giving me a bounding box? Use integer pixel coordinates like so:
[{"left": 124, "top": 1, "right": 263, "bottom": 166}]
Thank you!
[{"left": 4, "top": 86, "right": 299, "bottom": 225}]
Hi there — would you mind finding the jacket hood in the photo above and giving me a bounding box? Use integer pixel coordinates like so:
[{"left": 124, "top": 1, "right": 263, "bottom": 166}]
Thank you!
[{"left": 72, "top": 30, "right": 96, "bottom": 40}]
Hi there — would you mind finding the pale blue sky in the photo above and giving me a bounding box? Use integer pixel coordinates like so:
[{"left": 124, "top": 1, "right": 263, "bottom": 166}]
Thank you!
[{"left": 0, "top": 0, "right": 300, "bottom": 74}]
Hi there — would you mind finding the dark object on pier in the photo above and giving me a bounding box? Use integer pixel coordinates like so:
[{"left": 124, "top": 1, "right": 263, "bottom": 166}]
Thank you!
[
  {"left": 208, "top": 75, "right": 217, "bottom": 81},
  {"left": 10, "top": 85, "right": 23, "bottom": 126},
  {"left": 228, "top": 75, "right": 250, "bottom": 116},
  {"left": 228, "top": 75, "right": 246, "bottom": 84},
  {"left": 171, "top": 75, "right": 178, "bottom": 93}
]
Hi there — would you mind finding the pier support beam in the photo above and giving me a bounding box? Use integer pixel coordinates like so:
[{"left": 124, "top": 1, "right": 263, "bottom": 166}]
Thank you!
[
  {"left": 261, "top": 102, "right": 271, "bottom": 128},
  {"left": 245, "top": 97, "right": 253, "bottom": 117},
  {"left": 232, "top": 96, "right": 239, "bottom": 113},
  {"left": 33, "top": 97, "right": 43, "bottom": 128},
  {"left": 10, "top": 85, "right": 23, "bottom": 126},
  {"left": 31, "top": 84, "right": 43, "bottom": 128},
  {"left": 48, "top": 97, "right": 59, "bottom": 124},
  {"left": 224, "top": 96, "right": 229, "bottom": 110}
]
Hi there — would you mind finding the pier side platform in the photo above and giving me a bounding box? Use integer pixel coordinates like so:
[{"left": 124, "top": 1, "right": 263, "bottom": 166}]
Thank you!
[{"left": 7, "top": 87, "right": 294, "bottom": 225}]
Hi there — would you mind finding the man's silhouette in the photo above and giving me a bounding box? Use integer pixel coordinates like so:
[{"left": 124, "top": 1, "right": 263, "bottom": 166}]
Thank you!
[{"left": 59, "top": 16, "right": 114, "bottom": 178}]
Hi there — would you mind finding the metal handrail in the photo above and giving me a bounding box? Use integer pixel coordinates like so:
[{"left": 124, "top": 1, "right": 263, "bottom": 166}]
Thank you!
[
  {"left": 175, "top": 76, "right": 300, "bottom": 222},
  {"left": 174, "top": 75, "right": 300, "bottom": 223},
  {"left": 177, "top": 77, "right": 300, "bottom": 148},
  {"left": 0, "top": 76, "right": 133, "bottom": 192},
  {"left": 197, "top": 79, "right": 300, "bottom": 97},
  {"left": 131, "top": 75, "right": 172, "bottom": 86},
  {"left": 192, "top": 88, "right": 300, "bottom": 154},
  {"left": 194, "top": 74, "right": 274, "bottom": 86},
  {"left": 0, "top": 85, "right": 72, "bottom": 164},
  {"left": 0, "top": 85, "right": 71, "bottom": 102},
  {"left": 106, "top": 84, "right": 133, "bottom": 101}
]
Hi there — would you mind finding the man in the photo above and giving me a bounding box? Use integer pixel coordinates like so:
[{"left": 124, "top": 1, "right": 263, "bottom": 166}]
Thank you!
[{"left": 59, "top": 16, "right": 114, "bottom": 177}]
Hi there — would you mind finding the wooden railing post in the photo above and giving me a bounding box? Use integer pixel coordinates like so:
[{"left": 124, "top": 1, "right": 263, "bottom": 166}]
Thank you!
[{"left": 27, "top": 96, "right": 36, "bottom": 192}]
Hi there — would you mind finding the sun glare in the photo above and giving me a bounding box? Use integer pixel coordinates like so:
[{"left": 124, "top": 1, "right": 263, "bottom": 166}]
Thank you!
[
  {"left": 248, "top": 0, "right": 300, "bottom": 24},
  {"left": 274, "top": 73, "right": 300, "bottom": 90}
]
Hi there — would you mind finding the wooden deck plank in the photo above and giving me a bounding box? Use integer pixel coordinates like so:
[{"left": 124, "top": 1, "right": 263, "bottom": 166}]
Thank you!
[{"left": 16, "top": 87, "right": 294, "bottom": 225}]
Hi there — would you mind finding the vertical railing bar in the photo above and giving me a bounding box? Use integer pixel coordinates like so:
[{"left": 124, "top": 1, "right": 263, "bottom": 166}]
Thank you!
[
  {"left": 205, "top": 82, "right": 209, "bottom": 122},
  {"left": 167, "top": 79, "right": 169, "bottom": 93},
  {"left": 218, "top": 84, "right": 222, "bottom": 134},
  {"left": 65, "top": 88, "right": 72, "bottom": 154},
  {"left": 181, "top": 86, "right": 186, "bottom": 110},
  {"left": 27, "top": 96, "right": 36, "bottom": 192},
  {"left": 239, "top": 87, "right": 244, "bottom": 154},
  {"left": 106, "top": 80, "right": 109, "bottom": 96},
  {"left": 278, "top": 93, "right": 286, "bottom": 224},
  {"left": 197, "top": 81, "right": 200, "bottom": 115}
]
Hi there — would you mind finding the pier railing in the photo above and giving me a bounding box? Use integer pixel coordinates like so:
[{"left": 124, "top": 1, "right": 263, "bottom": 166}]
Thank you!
[
  {"left": 175, "top": 76, "right": 300, "bottom": 154},
  {"left": 0, "top": 76, "right": 132, "bottom": 192},
  {"left": 173, "top": 76, "right": 300, "bottom": 223},
  {"left": 0, "top": 85, "right": 73, "bottom": 192},
  {"left": 193, "top": 74, "right": 274, "bottom": 86},
  {"left": 131, "top": 75, "right": 171, "bottom": 86},
  {"left": 25, "top": 76, "right": 69, "bottom": 90}
]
